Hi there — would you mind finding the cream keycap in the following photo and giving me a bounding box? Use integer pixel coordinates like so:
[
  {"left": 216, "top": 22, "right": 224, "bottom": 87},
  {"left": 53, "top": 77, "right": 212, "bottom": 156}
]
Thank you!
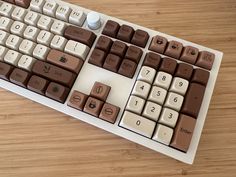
[
  {"left": 43, "top": 0, "right": 58, "bottom": 17},
  {"left": 19, "top": 39, "right": 37, "bottom": 55},
  {"left": 30, "top": 0, "right": 46, "bottom": 13},
  {"left": 12, "top": 7, "right": 27, "bottom": 21},
  {"left": 37, "top": 15, "right": 54, "bottom": 30},
  {"left": 0, "top": 30, "right": 9, "bottom": 45},
  {"left": 138, "top": 66, "right": 156, "bottom": 84},
  {"left": 170, "top": 77, "right": 189, "bottom": 95},
  {"left": 6, "top": 34, "right": 23, "bottom": 50},
  {"left": 0, "top": 46, "right": 8, "bottom": 61},
  {"left": 126, "top": 95, "right": 145, "bottom": 114},
  {"left": 154, "top": 71, "right": 172, "bottom": 90},
  {"left": 33, "top": 44, "right": 50, "bottom": 60},
  {"left": 148, "top": 86, "right": 167, "bottom": 105},
  {"left": 24, "top": 11, "right": 40, "bottom": 26},
  {"left": 18, "top": 55, "right": 36, "bottom": 71},
  {"left": 50, "top": 20, "right": 66, "bottom": 35},
  {"left": 56, "top": 5, "right": 71, "bottom": 21},
  {"left": 50, "top": 35, "right": 67, "bottom": 50},
  {"left": 142, "top": 101, "right": 162, "bottom": 121},
  {"left": 0, "top": 17, "right": 13, "bottom": 32},
  {"left": 132, "top": 80, "right": 151, "bottom": 99},
  {"left": 37, "top": 30, "right": 54, "bottom": 46},
  {"left": 23, "top": 25, "right": 40, "bottom": 41},
  {"left": 158, "top": 108, "right": 179, "bottom": 128},
  {"left": 69, "top": 9, "right": 86, "bottom": 26},
  {"left": 4, "top": 50, "right": 22, "bottom": 66},
  {"left": 10, "top": 21, "right": 27, "bottom": 37},
  {"left": 152, "top": 124, "right": 173, "bottom": 145},
  {"left": 164, "top": 92, "right": 184, "bottom": 111},
  {"left": 0, "top": 2, "right": 13, "bottom": 17}
]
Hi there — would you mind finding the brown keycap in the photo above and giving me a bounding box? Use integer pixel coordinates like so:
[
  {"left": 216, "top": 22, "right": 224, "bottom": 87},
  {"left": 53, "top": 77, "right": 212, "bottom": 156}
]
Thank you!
[
  {"left": 131, "top": 29, "right": 149, "bottom": 48},
  {"left": 67, "top": 90, "right": 88, "bottom": 110},
  {"left": 88, "top": 49, "right": 106, "bottom": 67},
  {"left": 90, "top": 82, "right": 111, "bottom": 101},
  {"left": 27, "top": 75, "right": 49, "bottom": 95},
  {"left": 46, "top": 82, "right": 70, "bottom": 103},
  {"left": 149, "top": 35, "right": 168, "bottom": 54},
  {"left": 95, "top": 36, "right": 113, "bottom": 52},
  {"left": 125, "top": 45, "right": 143, "bottom": 64},
  {"left": 170, "top": 114, "right": 196, "bottom": 152},
  {"left": 15, "top": 0, "right": 31, "bottom": 8},
  {"left": 192, "top": 68, "right": 210, "bottom": 86},
  {"left": 103, "top": 54, "right": 122, "bottom": 72},
  {"left": 118, "top": 59, "right": 137, "bottom": 78},
  {"left": 196, "top": 51, "right": 215, "bottom": 70},
  {"left": 4, "top": 0, "right": 15, "bottom": 4},
  {"left": 181, "top": 83, "right": 206, "bottom": 118},
  {"left": 117, "top": 25, "right": 134, "bottom": 43},
  {"left": 32, "top": 60, "right": 76, "bottom": 88},
  {"left": 9, "top": 68, "right": 30, "bottom": 87},
  {"left": 180, "top": 46, "right": 199, "bottom": 64},
  {"left": 84, "top": 97, "right": 104, "bottom": 117},
  {"left": 164, "top": 40, "right": 183, "bottom": 59},
  {"left": 143, "top": 52, "right": 162, "bottom": 69},
  {"left": 110, "top": 40, "right": 127, "bottom": 57},
  {"left": 159, "top": 57, "right": 177, "bottom": 75},
  {"left": 0, "top": 62, "right": 13, "bottom": 80},
  {"left": 47, "top": 49, "right": 83, "bottom": 74},
  {"left": 99, "top": 103, "right": 120, "bottom": 123},
  {"left": 175, "top": 63, "right": 193, "bottom": 80},
  {"left": 64, "top": 26, "right": 96, "bottom": 47},
  {"left": 102, "top": 20, "right": 120, "bottom": 38}
]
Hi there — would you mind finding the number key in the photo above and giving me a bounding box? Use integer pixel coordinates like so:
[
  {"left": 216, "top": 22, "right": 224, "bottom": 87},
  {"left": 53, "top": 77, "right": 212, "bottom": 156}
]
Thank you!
[
  {"left": 132, "top": 80, "right": 151, "bottom": 99},
  {"left": 164, "top": 92, "right": 184, "bottom": 111},
  {"left": 158, "top": 108, "right": 179, "bottom": 128},
  {"left": 154, "top": 71, "right": 172, "bottom": 90},
  {"left": 170, "top": 77, "right": 189, "bottom": 95},
  {"left": 138, "top": 66, "right": 156, "bottom": 84},
  {"left": 126, "top": 95, "right": 145, "bottom": 114},
  {"left": 142, "top": 101, "right": 162, "bottom": 121},
  {"left": 148, "top": 86, "right": 167, "bottom": 105}
]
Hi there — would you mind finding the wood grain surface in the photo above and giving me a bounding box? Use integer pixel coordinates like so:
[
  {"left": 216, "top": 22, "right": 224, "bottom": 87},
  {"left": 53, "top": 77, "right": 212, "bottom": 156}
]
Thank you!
[{"left": 0, "top": 0, "right": 236, "bottom": 177}]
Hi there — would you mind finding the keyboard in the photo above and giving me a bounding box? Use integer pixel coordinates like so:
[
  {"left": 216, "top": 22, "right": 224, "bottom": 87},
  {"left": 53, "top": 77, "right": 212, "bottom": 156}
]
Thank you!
[{"left": 0, "top": 0, "right": 223, "bottom": 164}]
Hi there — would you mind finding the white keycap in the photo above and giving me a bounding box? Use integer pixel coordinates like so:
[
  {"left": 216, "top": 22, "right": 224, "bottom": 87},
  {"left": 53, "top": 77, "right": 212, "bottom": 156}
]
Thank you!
[
  {"left": 69, "top": 9, "right": 86, "bottom": 26},
  {"left": 43, "top": 0, "right": 58, "bottom": 17},
  {"left": 132, "top": 80, "right": 151, "bottom": 99},
  {"left": 30, "top": 0, "right": 46, "bottom": 13},
  {"left": 0, "top": 30, "right": 9, "bottom": 45},
  {"left": 152, "top": 124, "right": 173, "bottom": 145},
  {"left": 50, "top": 20, "right": 66, "bottom": 35},
  {"left": 0, "top": 17, "right": 13, "bottom": 32},
  {"left": 159, "top": 108, "right": 179, "bottom": 128},
  {"left": 19, "top": 39, "right": 36, "bottom": 55},
  {"left": 164, "top": 92, "right": 184, "bottom": 111},
  {"left": 0, "top": 2, "right": 13, "bottom": 17},
  {"left": 37, "top": 15, "right": 54, "bottom": 30},
  {"left": 33, "top": 44, "right": 50, "bottom": 60},
  {"left": 23, "top": 25, "right": 40, "bottom": 41},
  {"left": 126, "top": 95, "right": 145, "bottom": 114},
  {"left": 0, "top": 46, "right": 8, "bottom": 61},
  {"left": 50, "top": 35, "right": 67, "bottom": 50},
  {"left": 37, "top": 30, "right": 54, "bottom": 46},
  {"left": 18, "top": 55, "right": 36, "bottom": 71},
  {"left": 24, "top": 11, "right": 40, "bottom": 26},
  {"left": 148, "top": 86, "right": 167, "bottom": 105},
  {"left": 56, "top": 5, "right": 71, "bottom": 21},
  {"left": 87, "top": 11, "right": 101, "bottom": 30},
  {"left": 170, "top": 77, "right": 189, "bottom": 95},
  {"left": 138, "top": 66, "right": 156, "bottom": 84},
  {"left": 6, "top": 34, "right": 22, "bottom": 50},
  {"left": 154, "top": 71, "right": 172, "bottom": 90},
  {"left": 142, "top": 101, "right": 162, "bottom": 121},
  {"left": 120, "top": 111, "right": 156, "bottom": 138},
  {"left": 4, "top": 50, "right": 22, "bottom": 66},
  {"left": 10, "top": 21, "right": 27, "bottom": 37},
  {"left": 12, "top": 7, "right": 27, "bottom": 21},
  {"left": 65, "top": 40, "right": 90, "bottom": 60}
]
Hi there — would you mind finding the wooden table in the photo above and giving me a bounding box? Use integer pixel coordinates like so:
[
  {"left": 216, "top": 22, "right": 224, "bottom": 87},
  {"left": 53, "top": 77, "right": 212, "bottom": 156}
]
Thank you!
[{"left": 0, "top": 0, "right": 236, "bottom": 176}]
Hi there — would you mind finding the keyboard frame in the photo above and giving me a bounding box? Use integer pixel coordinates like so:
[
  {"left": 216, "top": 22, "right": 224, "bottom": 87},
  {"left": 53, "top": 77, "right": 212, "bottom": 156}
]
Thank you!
[{"left": 0, "top": 0, "right": 223, "bottom": 164}]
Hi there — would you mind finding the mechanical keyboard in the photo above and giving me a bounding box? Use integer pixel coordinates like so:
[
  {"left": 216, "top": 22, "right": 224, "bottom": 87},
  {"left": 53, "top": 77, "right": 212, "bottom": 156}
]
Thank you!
[{"left": 0, "top": 0, "right": 223, "bottom": 164}]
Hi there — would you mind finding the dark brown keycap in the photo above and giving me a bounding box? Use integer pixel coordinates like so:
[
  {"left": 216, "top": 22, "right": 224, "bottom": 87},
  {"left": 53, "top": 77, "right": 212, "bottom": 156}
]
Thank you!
[
  {"left": 64, "top": 26, "right": 96, "bottom": 47},
  {"left": 9, "top": 68, "right": 30, "bottom": 87},
  {"left": 159, "top": 57, "right": 177, "bottom": 75},
  {"left": 117, "top": 25, "right": 134, "bottom": 43},
  {"left": 181, "top": 83, "right": 206, "bottom": 118},
  {"left": 102, "top": 20, "right": 120, "bottom": 38},
  {"left": 99, "top": 103, "right": 120, "bottom": 123},
  {"left": 131, "top": 29, "right": 149, "bottom": 48},
  {"left": 46, "top": 82, "right": 70, "bottom": 103},
  {"left": 47, "top": 49, "right": 83, "bottom": 74},
  {"left": 170, "top": 114, "right": 196, "bottom": 152},
  {"left": 84, "top": 97, "right": 104, "bottom": 117},
  {"left": 118, "top": 59, "right": 137, "bottom": 78},
  {"left": 90, "top": 82, "right": 111, "bottom": 101},
  {"left": 110, "top": 40, "right": 127, "bottom": 57},
  {"left": 95, "top": 36, "right": 113, "bottom": 52},
  {"left": 27, "top": 75, "right": 49, "bottom": 95},
  {"left": 0, "top": 62, "right": 13, "bottom": 80},
  {"left": 196, "top": 51, "right": 215, "bottom": 70},
  {"left": 192, "top": 68, "right": 210, "bottom": 86},
  {"left": 15, "top": 0, "right": 31, "bottom": 8},
  {"left": 175, "top": 63, "right": 193, "bottom": 80},
  {"left": 143, "top": 52, "right": 162, "bottom": 69},
  {"left": 149, "top": 35, "right": 168, "bottom": 54},
  {"left": 125, "top": 45, "right": 143, "bottom": 64},
  {"left": 67, "top": 90, "right": 88, "bottom": 110},
  {"left": 164, "top": 40, "right": 183, "bottom": 59},
  {"left": 32, "top": 60, "right": 76, "bottom": 88},
  {"left": 180, "top": 46, "right": 199, "bottom": 64},
  {"left": 4, "top": 0, "right": 15, "bottom": 4},
  {"left": 103, "top": 54, "right": 122, "bottom": 72},
  {"left": 88, "top": 49, "right": 106, "bottom": 67}
]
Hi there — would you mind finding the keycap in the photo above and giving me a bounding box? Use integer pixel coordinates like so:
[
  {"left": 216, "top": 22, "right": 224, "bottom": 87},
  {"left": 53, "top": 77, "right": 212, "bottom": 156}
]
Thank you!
[
  {"left": 180, "top": 46, "right": 199, "bottom": 64},
  {"left": 117, "top": 24, "right": 134, "bottom": 43},
  {"left": 99, "top": 103, "right": 120, "bottom": 123},
  {"left": 0, "top": 2, "right": 13, "bottom": 16},
  {"left": 118, "top": 59, "right": 137, "bottom": 78},
  {"left": 32, "top": 60, "right": 77, "bottom": 88},
  {"left": 196, "top": 51, "right": 215, "bottom": 70},
  {"left": 46, "top": 82, "right": 70, "bottom": 103},
  {"left": 56, "top": 5, "right": 71, "bottom": 22},
  {"left": 164, "top": 40, "right": 183, "bottom": 59},
  {"left": 24, "top": 11, "right": 40, "bottom": 26},
  {"left": 50, "top": 20, "right": 66, "bottom": 35},
  {"left": 43, "top": 0, "right": 58, "bottom": 17},
  {"left": 159, "top": 57, "right": 177, "bottom": 75},
  {"left": 0, "top": 61, "right": 13, "bottom": 80},
  {"left": 4, "top": 50, "right": 22, "bottom": 65},
  {"left": 0, "top": 46, "right": 8, "bottom": 60},
  {"left": 64, "top": 26, "right": 96, "bottom": 48},
  {"left": 50, "top": 35, "right": 67, "bottom": 50},
  {"left": 138, "top": 66, "right": 156, "bottom": 84},
  {"left": 110, "top": 40, "right": 127, "bottom": 58},
  {"left": 27, "top": 75, "right": 49, "bottom": 95},
  {"left": 131, "top": 29, "right": 149, "bottom": 48},
  {"left": 90, "top": 82, "right": 111, "bottom": 101},
  {"left": 132, "top": 80, "right": 151, "bottom": 99},
  {"left": 103, "top": 53, "right": 122, "bottom": 72},
  {"left": 102, "top": 20, "right": 120, "bottom": 38},
  {"left": 10, "top": 21, "right": 27, "bottom": 37},
  {"left": 30, "top": 0, "right": 46, "bottom": 13},
  {"left": 88, "top": 48, "right": 106, "bottom": 67},
  {"left": 18, "top": 55, "right": 36, "bottom": 71},
  {"left": 0, "top": 17, "right": 13, "bottom": 32},
  {"left": 169, "top": 77, "right": 189, "bottom": 95},
  {"left": 148, "top": 86, "right": 167, "bottom": 105},
  {"left": 95, "top": 36, "right": 113, "bottom": 52},
  {"left": 37, "top": 15, "right": 54, "bottom": 30},
  {"left": 149, "top": 35, "right": 168, "bottom": 54},
  {"left": 192, "top": 68, "right": 210, "bottom": 86},
  {"left": 120, "top": 111, "right": 156, "bottom": 138},
  {"left": 83, "top": 97, "right": 104, "bottom": 117},
  {"left": 175, "top": 63, "right": 193, "bottom": 80},
  {"left": 126, "top": 95, "right": 145, "bottom": 114},
  {"left": 87, "top": 11, "right": 101, "bottom": 30},
  {"left": 33, "top": 44, "right": 50, "bottom": 60},
  {"left": 152, "top": 124, "right": 173, "bottom": 145},
  {"left": 67, "top": 90, "right": 88, "bottom": 111},
  {"left": 15, "top": 0, "right": 31, "bottom": 8},
  {"left": 158, "top": 108, "right": 179, "bottom": 128},
  {"left": 12, "top": 7, "right": 27, "bottom": 21},
  {"left": 142, "top": 101, "right": 162, "bottom": 121},
  {"left": 19, "top": 39, "right": 36, "bottom": 55},
  {"left": 143, "top": 52, "right": 162, "bottom": 70},
  {"left": 170, "top": 114, "right": 196, "bottom": 152},
  {"left": 37, "top": 30, "right": 54, "bottom": 46},
  {"left": 154, "top": 71, "right": 172, "bottom": 90},
  {"left": 23, "top": 25, "right": 40, "bottom": 41},
  {"left": 164, "top": 92, "right": 184, "bottom": 111},
  {"left": 125, "top": 45, "right": 143, "bottom": 64},
  {"left": 9, "top": 68, "right": 30, "bottom": 87},
  {"left": 69, "top": 9, "right": 86, "bottom": 26},
  {"left": 181, "top": 83, "right": 206, "bottom": 118},
  {"left": 6, "top": 34, "right": 23, "bottom": 50},
  {"left": 47, "top": 49, "right": 83, "bottom": 74},
  {"left": 0, "top": 30, "right": 9, "bottom": 45}
]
